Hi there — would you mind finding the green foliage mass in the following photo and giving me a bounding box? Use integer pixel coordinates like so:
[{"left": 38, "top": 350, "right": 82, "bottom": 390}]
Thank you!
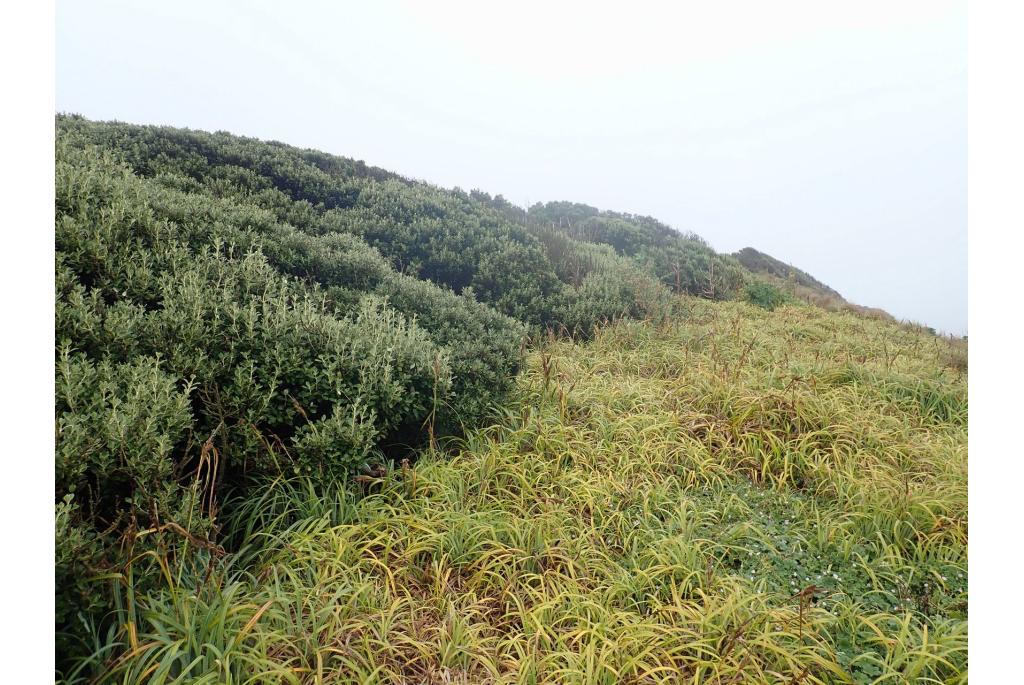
[
  {"left": 744, "top": 279, "right": 790, "bottom": 311},
  {"left": 55, "top": 117, "right": 528, "bottom": 657}
]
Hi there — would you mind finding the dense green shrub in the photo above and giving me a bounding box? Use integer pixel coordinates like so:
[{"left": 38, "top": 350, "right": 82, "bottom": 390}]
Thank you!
[
  {"left": 556, "top": 263, "right": 674, "bottom": 335},
  {"left": 744, "top": 280, "right": 789, "bottom": 311},
  {"left": 55, "top": 352, "right": 199, "bottom": 660},
  {"left": 56, "top": 352, "right": 193, "bottom": 513},
  {"left": 54, "top": 119, "right": 524, "bottom": 660}
]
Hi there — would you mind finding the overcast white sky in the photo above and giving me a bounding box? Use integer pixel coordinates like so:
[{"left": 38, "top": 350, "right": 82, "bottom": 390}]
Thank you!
[{"left": 56, "top": 0, "right": 967, "bottom": 334}]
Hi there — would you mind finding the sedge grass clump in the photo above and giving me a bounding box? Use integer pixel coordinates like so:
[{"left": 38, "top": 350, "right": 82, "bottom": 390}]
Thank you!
[{"left": 66, "top": 297, "right": 966, "bottom": 684}]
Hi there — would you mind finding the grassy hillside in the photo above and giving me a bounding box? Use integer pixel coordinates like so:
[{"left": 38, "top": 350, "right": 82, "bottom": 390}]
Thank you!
[
  {"left": 55, "top": 115, "right": 965, "bottom": 683},
  {"left": 60, "top": 301, "right": 966, "bottom": 683}
]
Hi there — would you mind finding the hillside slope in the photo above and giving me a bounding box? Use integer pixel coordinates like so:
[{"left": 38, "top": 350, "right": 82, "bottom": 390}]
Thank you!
[
  {"left": 63, "top": 301, "right": 967, "bottom": 684},
  {"left": 733, "top": 247, "right": 844, "bottom": 301},
  {"left": 54, "top": 115, "right": 952, "bottom": 682}
]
